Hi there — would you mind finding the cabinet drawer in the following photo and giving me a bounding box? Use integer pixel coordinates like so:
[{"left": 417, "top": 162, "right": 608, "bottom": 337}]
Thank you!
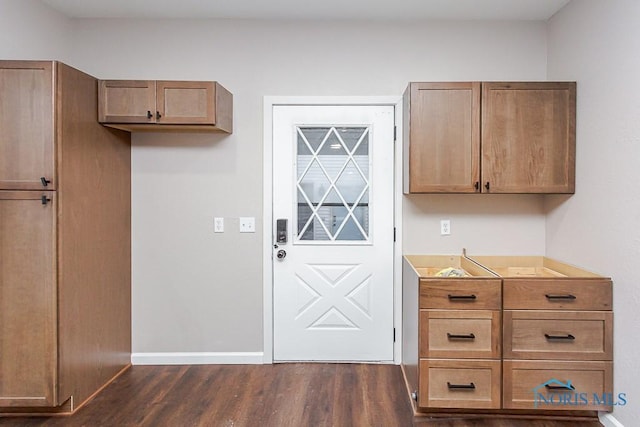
[
  {"left": 420, "top": 310, "right": 500, "bottom": 359},
  {"left": 420, "top": 279, "right": 501, "bottom": 309},
  {"left": 418, "top": 359, "right": 501, "bottom": 409},
  {"left": 504, "top": 311, "right": 613, "bottom": 360},
  {"left": 503, "top": 279, "right": 612, "bottom": 310},
  {"left": 503, "top": 360, "right": 613, "bottom": 411}
]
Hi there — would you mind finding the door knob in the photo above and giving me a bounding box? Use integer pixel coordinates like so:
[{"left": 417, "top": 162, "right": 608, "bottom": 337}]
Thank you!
[{"left": 276, "top": 249, "right": 287, "bottom": 260}]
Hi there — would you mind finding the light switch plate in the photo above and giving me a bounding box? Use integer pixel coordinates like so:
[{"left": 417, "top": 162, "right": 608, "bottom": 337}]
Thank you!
[{"left": 239, "top": 217, "right": 255, "bottom": 233}]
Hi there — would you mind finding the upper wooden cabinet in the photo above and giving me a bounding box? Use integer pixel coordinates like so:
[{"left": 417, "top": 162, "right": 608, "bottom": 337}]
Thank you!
[
  {"left": 98, "top": 80, "right": 233, "bottom": 133},
  {"left": 403, "top": 81, "right": 576, "bottom": 194},
  {"left": 0, "top": 61, "right": 56, "bottom": 190}
]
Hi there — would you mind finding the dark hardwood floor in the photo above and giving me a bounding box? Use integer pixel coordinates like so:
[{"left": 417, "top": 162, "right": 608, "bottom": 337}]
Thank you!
[{"left": 0, "top": 364, "right": 602, "bottom": 427}]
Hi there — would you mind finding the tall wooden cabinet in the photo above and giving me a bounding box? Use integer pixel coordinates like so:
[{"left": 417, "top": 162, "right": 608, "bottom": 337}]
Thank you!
[
  {"left": 403, "top": 81, "right": 576, "bottom": 194},
  {"left": 0, "top": 61, "right": 131, "bottom": 413}
]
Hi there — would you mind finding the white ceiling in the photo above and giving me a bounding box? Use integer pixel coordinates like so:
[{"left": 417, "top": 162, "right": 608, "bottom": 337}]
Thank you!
[{"left": 41, "top": 0, "right": 570, "bottom": 21}]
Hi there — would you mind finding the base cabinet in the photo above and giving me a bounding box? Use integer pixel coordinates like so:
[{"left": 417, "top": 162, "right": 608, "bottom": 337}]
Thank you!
[
  {"left": 0, "top": 60, "right": 131, "bottom": 414},
  {"left": 503, "top": 360, "right": 613, "bottom": 411},
  {"left": 419, "top": 359, "right": 501, "bottom": 409},
  {"left": 403, "top": 255, "right": 613, "bottom": 419},
  {"left": 0, "top": 192, "right": 57, "bottom": 407}
]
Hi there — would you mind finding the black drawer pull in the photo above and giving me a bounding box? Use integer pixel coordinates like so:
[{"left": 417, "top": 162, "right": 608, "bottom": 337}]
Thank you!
[
  {"left": 147, "top": 110, "right": 153, "bottom": 119},
  {"left": 156, "top": 111, "right": 162, "bottom": 119},
  {"left": 447, "top": 333, "right": 476, "bottom": 340},
  {"left": 545, "top": 383, "right": 576, "bottom": 391},
  {"left": 40, "top": 177, "right": 51, "bottom": 187},
  {"left": 545, "top": 294, "right": 577, "bottom": 300},
  {"left": 447, "top": 294, "right": 477, "bottom": 300},
  {"left": 545, "top": 333, "right": 575, "bottom": 341},
  {"left": 447, "top": 382, "right": 476, "bottom": 390}
]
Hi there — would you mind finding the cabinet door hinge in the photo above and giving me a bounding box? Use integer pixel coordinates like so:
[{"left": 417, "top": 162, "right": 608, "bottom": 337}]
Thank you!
[{"left": 393, "top": 328, "right": 396, "bottom": 342}]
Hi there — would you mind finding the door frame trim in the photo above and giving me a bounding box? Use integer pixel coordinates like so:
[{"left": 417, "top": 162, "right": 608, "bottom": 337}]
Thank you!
[{"left": 263, "top": 96, "right": 403, "bottom": 364}]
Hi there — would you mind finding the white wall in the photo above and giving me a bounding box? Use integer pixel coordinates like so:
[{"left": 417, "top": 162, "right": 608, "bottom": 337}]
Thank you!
[
  {"left": 62, "top": 18, "right": 549, "bottom": 355},
  {"left": 0, "top": 0, "right": 71, "bottom": 61},
  {"left": 547, "top": 1, "right": 640, "bottom": 424}
]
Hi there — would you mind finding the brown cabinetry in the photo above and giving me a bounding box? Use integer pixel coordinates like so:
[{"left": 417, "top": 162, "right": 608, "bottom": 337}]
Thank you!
[
  {"left": 403, "top": 82, "right": 575, "bottom": 194},
  {"left": 468, "top": 255, "right": 614, "bottom": 412},
  {"left": 403, "top": 254, "right": 614, "bottom": 418},
  {"left": 0, "top": 61, "right": 131, "bottom": 414},
  {"left": 99, "top": 79, "right": 233, "bottom": 133},
  {"left": 403, "top": 255, "right": 502, "bottom": 410},
  {"left": 0, "top": 61, "right": 55, "bottom": 190},
  {"left": 0, "top": 191, "right": 57, "bottom": 406}
]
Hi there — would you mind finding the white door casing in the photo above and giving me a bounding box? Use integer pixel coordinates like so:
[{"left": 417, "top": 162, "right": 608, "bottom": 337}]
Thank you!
[{"left": 272, "top": 105, "right": 395, "bottom": 362}]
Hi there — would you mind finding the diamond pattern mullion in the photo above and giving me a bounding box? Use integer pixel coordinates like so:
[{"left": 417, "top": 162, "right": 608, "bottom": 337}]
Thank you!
[
  {"left": 333, "top": 183, "right": 369, "bottom": 239},
  {"left": 296, "top": 128, "right": 317, "bottom": 182},
  {"left": 314, "top": 127, "right": 333, "bottom": 155},
  {"left": 349, "top": 129, "right": 370, "bottom": 181},
  {"left": 350, "top": 128, "right": 369, "bottom": 155},
  {"left": 295, "top": 125, "right": 372, "bottom": 242},
  {"left": 296, "top": 184, "right": 318, "bottom": 238},
  {"left": 349, "top": 186, "right": 370, "bottom": 239}
]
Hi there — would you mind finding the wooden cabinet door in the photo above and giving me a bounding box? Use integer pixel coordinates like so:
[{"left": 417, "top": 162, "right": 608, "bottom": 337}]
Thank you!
[
  {"left": 0, "top": 191, "right": 57, "bottom": 407},
  {"left": 481, "top": 82, "right": 576, "bottom": 193},
  {"left": 98, "top": 80, "right": 156, "bottom": 124},
  {"left": 0, "top": 61, "right": 55, "bottom": 190},
  {"left": 404, "top": 82, "right": 480, "bottom": 193},
  {"left": 156, "top": 81, "right": 215, "bottom": 125}
]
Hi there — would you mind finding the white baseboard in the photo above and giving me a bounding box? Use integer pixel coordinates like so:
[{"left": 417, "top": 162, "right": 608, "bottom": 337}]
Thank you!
[
  {"left": 131, "top": 352, "right": 264, "bottom": 365},
  {"left": 599, "top": 412, "right": 624, "bottom": 427}
]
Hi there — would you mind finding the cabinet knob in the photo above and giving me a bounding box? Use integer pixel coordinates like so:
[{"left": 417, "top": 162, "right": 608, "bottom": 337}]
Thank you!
[
  {"left": 147, "top": 110, "right": 153, "bottom": 119},
  {"left": 156, "top": 111, "right": 162, "bottom": 120},
  {"left": 484, "top": 182, "right": 490, "bottom": 191}
]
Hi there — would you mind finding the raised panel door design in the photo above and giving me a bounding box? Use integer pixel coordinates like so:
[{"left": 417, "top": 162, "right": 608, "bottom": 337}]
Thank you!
[
  {"left": 405, "top": 82, "right": 480, "bottom": 193},
  {"left": 0, "top": 61, "right": 55, "bottom": 190},
  {"left": 0, "top": 191, "right": 57, "bottom": 407},
  {"left": 481, "top": 82, "right": 576, "bottom": 193},
  {"left": 156, "top": 81, "right": 214, "bottom": 124},
  {"left": 98, "top": 80, "right": 156, "bottom": 123}
]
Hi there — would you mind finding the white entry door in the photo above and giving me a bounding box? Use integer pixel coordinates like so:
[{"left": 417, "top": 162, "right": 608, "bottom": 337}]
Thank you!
[{"left": 272, "top": 105, "right": 395, "bottom": 362}]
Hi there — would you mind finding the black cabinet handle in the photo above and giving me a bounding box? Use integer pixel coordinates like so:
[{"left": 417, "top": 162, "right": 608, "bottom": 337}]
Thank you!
[
  {"left": 40, "top": 177, "right": 50, "bottom": 187},
  {"left": 147, "top": 110, "right": 153, "bottom": 119},
  {"left": 447, "top": 382, "right": 476, "bottom": 390},
  {"left": 484, "top": 182, "right": 490, "bottom": 190},
  {"left": 546, "top": 383, "right": 576, "bottom": 391},
  {"left": 545, "top": 294, "right": 577, "bottom": 300},
  {"left": 448, "top": 294, "right": 477, "bottom": 301},
  {"left": 156, "top": 111, "right": 162, "bottom": 120},
  {"left": 474, "top": 181, "right": 479, "bottom": 191},
  {"left": 41, "top": 195, "right": 50, "bottom": 205},
  {"left": 545, "top": 333, "right": 575, "bottom": 341},
  {"left": 447, "top": 333, "right": 475, "bottom": 340}
]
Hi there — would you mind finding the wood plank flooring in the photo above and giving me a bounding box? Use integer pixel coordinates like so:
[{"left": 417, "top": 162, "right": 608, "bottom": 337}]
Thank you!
[{"left": 0, "top": 364, "right": 603, "bottom": 427}]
